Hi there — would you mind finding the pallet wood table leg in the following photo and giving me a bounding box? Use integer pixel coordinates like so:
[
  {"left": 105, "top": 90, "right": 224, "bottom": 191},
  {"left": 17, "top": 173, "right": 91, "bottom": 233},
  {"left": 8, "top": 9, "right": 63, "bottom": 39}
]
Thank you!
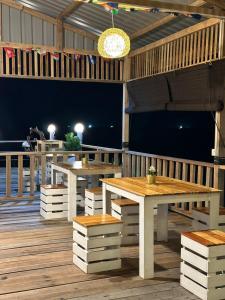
[
  {"left": 51, "top": 167, "right": 57, "bottom": 184},
  {"left": 209, "top": 193, "right": 220, "bottom": 229},
  {"left": 68, "top": 172, "right": 77, "bottom": 221},
  {"left": 103, "top": 183, "right": 112, "bottom": 214},
  {"left": 157, "top": 204, "right": 168, "bottom": 242},
  {"left": 139, "top": 200, "right": 154, "bottom": 279}
]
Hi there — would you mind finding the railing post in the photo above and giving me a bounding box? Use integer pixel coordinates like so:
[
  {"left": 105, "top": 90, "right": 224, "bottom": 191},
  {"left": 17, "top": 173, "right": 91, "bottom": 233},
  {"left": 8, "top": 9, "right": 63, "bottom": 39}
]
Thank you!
[
  {"left": 219, "top": 20, "right": 225, "bottom": 59},
  {"left": 6, "top": 155, "right": 11, "bottom": 198}
]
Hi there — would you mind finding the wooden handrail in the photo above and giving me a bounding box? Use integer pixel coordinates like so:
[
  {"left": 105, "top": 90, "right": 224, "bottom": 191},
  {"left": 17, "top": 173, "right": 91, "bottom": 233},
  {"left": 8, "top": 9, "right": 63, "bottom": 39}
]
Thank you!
[{"left": 126, "top": 150, "right": 214, "bottom": 168}]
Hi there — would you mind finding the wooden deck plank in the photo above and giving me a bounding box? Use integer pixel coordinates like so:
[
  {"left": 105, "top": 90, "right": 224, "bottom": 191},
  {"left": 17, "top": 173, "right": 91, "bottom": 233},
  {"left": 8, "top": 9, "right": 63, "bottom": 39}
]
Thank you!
[{"left": 0, "top": 199, "right": 198, "bottom": 300}]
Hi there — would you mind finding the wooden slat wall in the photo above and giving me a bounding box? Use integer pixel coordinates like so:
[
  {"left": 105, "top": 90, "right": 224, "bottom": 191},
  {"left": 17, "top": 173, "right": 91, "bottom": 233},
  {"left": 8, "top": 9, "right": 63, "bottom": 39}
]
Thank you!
[
  {"left": 0, "top": 47, "right": 124, "bottom": 82},
  {"left": 125, "top": 151, "right": 216, "bottom": 216},
  {"left": 130, "top": 20, "right": 223, "bottom": 80}
]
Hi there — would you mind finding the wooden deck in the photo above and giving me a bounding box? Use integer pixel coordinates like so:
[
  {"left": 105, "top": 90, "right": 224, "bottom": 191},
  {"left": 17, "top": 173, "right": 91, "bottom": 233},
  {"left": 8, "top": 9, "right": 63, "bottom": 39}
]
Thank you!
[{"left": 0, "top": 199, "right": 199, "bottom": 300}]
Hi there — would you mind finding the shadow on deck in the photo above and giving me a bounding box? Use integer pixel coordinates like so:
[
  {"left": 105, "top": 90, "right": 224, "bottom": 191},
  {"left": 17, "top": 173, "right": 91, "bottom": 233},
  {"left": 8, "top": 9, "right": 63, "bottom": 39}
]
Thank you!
[{"left": 0, "top": 199, "right": 199, "bottom": 300}]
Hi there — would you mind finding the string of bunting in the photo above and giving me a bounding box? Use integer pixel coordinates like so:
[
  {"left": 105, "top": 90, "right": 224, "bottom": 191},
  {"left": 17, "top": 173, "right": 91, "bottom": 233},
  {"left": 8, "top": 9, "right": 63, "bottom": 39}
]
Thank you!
[
  {"left": 89, "top": 0, "right": 202, "bottom": 20},
  {"left": 3, "top": 47, "right": 97, "bottom": 64}
]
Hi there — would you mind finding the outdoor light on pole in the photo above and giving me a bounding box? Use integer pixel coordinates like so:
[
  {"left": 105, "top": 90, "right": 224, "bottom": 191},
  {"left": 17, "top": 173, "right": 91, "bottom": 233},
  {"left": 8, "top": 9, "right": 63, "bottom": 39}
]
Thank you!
[
  {"left": 74, "top": 123, "right": 85, "bottom": 144},
  {"left": 47, "top": 124, "right": 56, "bottom": 140}
]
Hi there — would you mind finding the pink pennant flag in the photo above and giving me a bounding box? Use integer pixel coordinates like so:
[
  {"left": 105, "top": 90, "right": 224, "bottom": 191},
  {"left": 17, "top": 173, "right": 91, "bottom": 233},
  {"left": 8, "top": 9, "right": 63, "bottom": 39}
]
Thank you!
[
  {"left": 4, "top": 47, "right": 15, "bottom": 58},
  {"left": 51, "top": 52, "right": 60, "bottom": 61}
]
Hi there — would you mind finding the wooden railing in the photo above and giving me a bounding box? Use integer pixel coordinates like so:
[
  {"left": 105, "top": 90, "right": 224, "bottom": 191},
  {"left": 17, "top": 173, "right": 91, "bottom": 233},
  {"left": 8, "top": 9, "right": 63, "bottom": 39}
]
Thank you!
[
  {"left": 1, "top": 145, "right": 224, "bottom": 218},
  {"left": 129, "top": 18, "right": 224, "bottom": 80},
  {"left": 124, "top": 150, "right": 216, "bottom": 216},
  {"left": 0, "top": 44, "right": 124, "bottom": 82},
  {"left": 0, "top": 149, "right": 123, "bottom": 200}
]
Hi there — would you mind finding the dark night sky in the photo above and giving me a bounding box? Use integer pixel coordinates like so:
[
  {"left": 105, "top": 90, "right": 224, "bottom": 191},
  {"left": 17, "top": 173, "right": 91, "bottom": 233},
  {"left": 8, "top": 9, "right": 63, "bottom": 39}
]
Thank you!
[{"left": 0, "top": 78, "right": 215, "bottom": 162}]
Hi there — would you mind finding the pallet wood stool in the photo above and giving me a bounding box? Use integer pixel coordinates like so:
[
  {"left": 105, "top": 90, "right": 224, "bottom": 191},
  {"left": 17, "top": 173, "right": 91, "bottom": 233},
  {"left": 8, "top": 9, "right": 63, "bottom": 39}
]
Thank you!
[
  {"left": 85, "top": 187, "right": 117, "bottom": 216},
  {"left": 192, "top": 207, "right": 225, "bottom": 231},
  {"left": 73, "top": 214, "right": 122, "bottom": 273},
  {"left": 181, "top": 230, "right": 225, "bottom": 300},
  {"left": 40, "top": 184, "right": 68, "bottom": 219},
  {"left": 112, "top": 199, "right": 139, "bottom": 245},
  {"left": 23, "top": 168, "right": 36, "bottom": 192}
]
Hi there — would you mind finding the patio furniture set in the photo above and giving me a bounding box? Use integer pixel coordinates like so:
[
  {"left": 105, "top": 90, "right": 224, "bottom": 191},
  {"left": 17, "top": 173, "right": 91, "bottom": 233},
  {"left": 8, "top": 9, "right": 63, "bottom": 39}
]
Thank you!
[{"left": 39, "top": 159, "right": 224, "bottom": 300}]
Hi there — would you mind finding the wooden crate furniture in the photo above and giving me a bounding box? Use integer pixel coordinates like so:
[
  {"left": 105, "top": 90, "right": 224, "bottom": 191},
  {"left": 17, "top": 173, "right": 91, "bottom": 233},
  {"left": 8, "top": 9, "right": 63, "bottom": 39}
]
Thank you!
[
  {"left": 77, "top": 177, "right": 88, "bottom": 208},
  {"left": 73, "top": 214, "right": 122, "bottom": 273},
  {"left": 85, "top": 187, "right": 103, "bottom": 216},
  {"left": 181, "top": 230, "right": 225, "bottom": 300},
  {"left": 192, "top": 207, "right": 225, "bottom": 231},
  {"left": 23, "top": 169, "right": 36, "bottom": 192},
  {"left": 111, "top": 199, "right": 139, "bottom": 245},
  {"left": 85, "top": 187, "right": 117, "bottom": 216},
  {"left": 40, "top": 184, "right": 68, "bottom": 219}
]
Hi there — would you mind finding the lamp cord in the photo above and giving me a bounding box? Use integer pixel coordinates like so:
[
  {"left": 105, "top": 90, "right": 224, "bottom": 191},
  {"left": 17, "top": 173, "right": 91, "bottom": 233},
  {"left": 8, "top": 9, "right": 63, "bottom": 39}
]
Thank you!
[{"left": 111, "top": 12, "right": 115, "bottom": 28}]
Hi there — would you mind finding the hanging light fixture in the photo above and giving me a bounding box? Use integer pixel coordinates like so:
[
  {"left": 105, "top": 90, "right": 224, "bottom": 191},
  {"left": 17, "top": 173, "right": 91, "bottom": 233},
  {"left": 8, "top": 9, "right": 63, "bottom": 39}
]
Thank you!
[{"left": 98, "top": 11, "right": 130, "bottom": 59}]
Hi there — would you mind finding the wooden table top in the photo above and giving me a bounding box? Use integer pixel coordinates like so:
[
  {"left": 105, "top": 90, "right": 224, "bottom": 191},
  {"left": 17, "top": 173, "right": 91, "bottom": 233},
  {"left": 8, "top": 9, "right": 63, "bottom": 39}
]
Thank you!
[
  {"left": 73, "top": 214, "right": 122, "bottom": 227},
  {"left": 53, "top": 161, "right": 121, "bottom": 172},
  {"left": 182, "top": 230, "right": 225, "bottom": 247},
  {"left": 100, "top": 176, "right": 219, "bottom": 197}
]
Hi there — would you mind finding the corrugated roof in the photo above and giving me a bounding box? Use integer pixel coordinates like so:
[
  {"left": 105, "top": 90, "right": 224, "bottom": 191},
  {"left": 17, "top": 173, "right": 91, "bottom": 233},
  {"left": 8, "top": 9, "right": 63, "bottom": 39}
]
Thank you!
[{"left": 16, "top": 0, "right": 204, "bottom": 49}]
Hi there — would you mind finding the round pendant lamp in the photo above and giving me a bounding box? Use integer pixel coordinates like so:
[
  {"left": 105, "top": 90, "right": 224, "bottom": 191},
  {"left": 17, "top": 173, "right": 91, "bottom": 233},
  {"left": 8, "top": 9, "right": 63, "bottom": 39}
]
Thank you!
[{"left": 98, "top": 27, "right": 130, "bottom": 59}]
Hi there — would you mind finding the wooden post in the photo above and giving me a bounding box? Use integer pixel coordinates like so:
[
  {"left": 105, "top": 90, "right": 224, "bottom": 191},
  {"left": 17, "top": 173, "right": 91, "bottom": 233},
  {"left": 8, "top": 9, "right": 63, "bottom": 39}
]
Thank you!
[
  {"left": 214, "top": 107, "right": 225, "bottom": 206},
  {"left": 122, "top": 57, "right": 131, "bottom": 176},
  {"left": 56, "top": 19, "right": 64, "bottom": 51}
]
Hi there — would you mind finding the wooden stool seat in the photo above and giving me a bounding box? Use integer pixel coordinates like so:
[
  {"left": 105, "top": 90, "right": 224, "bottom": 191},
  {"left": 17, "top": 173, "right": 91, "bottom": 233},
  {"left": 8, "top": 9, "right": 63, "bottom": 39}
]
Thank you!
[
  {"left": 181, "top": 230, "right": 225, "bottom": 300},
  {"left": 85, "top": 187, "right": 116, "bottom": 216},
  {"left": 112, "top": 199, "right": 139, "bottom": 207},
  {"left": 41, "top": 184, "right": 67, "bottom": 190},
  {"left": 182, "top": 230, "right": 225, "bottom": 247},
  {"left": 192, "top": 207, "right": 225, "bottom": 231},
  {"left": 85, "top": 187, "right": 102, "bottom": 195},
  {"left": 74, "top": 214, "right": 122, "bottom": 228},
  {"left": 73, "top": 214, "right": 122, "bottom": 274},
  {"left": 193, "top": 207, "right": 225, "bottom": 216}
]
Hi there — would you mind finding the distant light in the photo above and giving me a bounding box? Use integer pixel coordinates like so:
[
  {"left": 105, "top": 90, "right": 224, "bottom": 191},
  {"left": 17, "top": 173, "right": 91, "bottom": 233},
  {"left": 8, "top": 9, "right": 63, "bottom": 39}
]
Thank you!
[
  {"left": 110, "top": 125, "right": 114, "bottom": 128},
  {"left": 74, "top": 123, "right": 85, "bottom": 133},
  {"left": 178, "top": 125, "right": 183, "bottom": 130},
  {"left": 47, "top": 124, "right": 56, "bottom": 140},
  {"left": 88, "top": 124, "right": 93, "bottom": 129},
  {"left": 47, "top": 124, "right": 56, "bottom": 133}
]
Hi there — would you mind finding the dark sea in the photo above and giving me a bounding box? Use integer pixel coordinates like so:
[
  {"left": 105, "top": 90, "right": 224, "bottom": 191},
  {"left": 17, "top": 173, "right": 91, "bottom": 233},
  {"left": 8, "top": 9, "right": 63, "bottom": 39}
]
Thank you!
[{"left": 0, "top": 78, "right": 215, "bottom": 163}]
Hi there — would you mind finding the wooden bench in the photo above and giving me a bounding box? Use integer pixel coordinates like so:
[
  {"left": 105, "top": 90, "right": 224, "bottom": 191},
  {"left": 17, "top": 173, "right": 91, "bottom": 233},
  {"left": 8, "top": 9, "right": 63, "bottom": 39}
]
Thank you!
[
  {"left": 192, "top": 207, "right": 225, "bottom": 231},
  {"left": 40, "top": 184, "right": 68, "bottom": 219},
  {"left": 181, "top": 230, "right": 225, "bottom": 300},
  {"left": 112, "top": 199, "right": 139, "bottom": 245},
  {"left": 73, "top": 214, "right": 122, "bottom": 273},
  {"left": 85, "top": 187, "right": 117, "bottom": 216}
]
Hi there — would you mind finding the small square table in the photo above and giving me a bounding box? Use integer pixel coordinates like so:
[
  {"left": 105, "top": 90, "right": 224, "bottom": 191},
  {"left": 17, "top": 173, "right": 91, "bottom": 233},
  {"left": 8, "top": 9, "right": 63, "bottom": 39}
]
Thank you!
[
  {"left": 101, "top": 176, "right": 220, "bottom": 279},
  {"left": 51, "top": 161, "right": 122, "bottom": 221}
]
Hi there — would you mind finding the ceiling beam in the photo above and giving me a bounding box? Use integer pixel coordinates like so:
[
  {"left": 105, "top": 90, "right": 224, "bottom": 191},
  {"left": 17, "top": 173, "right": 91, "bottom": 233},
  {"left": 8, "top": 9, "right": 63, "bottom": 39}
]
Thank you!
[
  {"left": 204, "top": 0, "right": 225, "bottom": 10},
  {"left": 130, "top": 15, "right": 176, "bottom": 40},
  {"left": 57, "top": 1, "right": 84, "bottom": 20},
  {"left": 108, "top": 0, "right": 225, "bottom": 18},
  {"left": 130, "top": 0, "right": 206, "bottom": 41}
]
